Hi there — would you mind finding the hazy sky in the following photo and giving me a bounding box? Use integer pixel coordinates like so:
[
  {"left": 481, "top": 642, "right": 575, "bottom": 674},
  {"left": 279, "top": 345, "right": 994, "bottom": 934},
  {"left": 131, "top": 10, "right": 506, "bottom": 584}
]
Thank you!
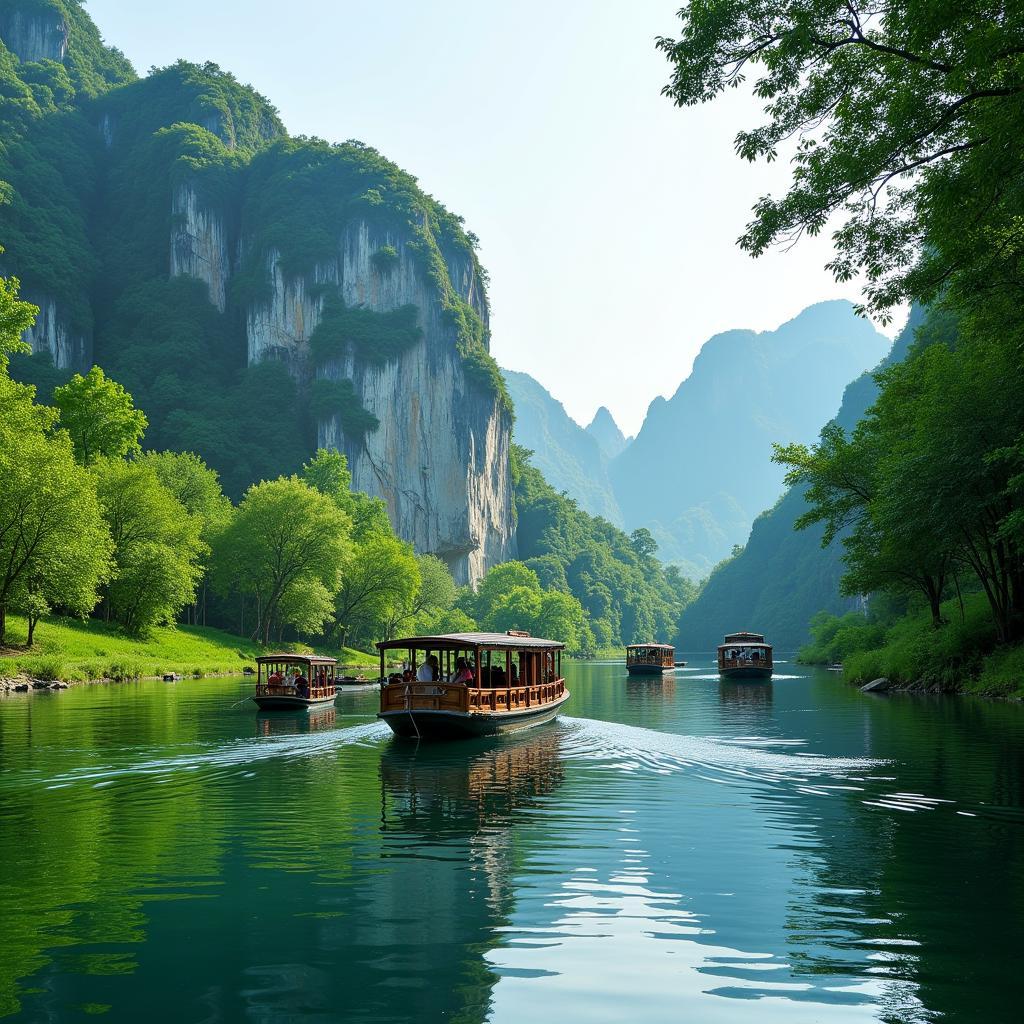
[{"left": 86, "top": 0, "right": 893, "bottom": 436}]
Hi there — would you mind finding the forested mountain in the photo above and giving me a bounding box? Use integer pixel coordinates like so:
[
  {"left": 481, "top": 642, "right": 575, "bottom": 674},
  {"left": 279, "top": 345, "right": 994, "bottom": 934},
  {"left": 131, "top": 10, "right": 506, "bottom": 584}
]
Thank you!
[
  {"left": 676, "top": 308, "right": 924, "bottom": 650},
  {"left": 586, "top": 406, "right": 629, "bottom": 460},
  {"left": 610, "top": 301, "right": 890, "bottom": 577},
  {"left": 0, "top": 0, "right": 511, "bottom": 585},
  {"left": 504, "top": 370, "right": 622, "bottom": 524}
]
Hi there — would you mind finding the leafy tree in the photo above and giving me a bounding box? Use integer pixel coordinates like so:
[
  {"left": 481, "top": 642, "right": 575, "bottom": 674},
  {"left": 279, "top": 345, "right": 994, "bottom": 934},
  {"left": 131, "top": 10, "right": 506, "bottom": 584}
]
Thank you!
[
  {"left": 302, "top": 447, "right": 391, "bottom": 540},
  {"left": 92, "top": 459, "right": 205, "bottom": 633},
  {"left": 485, "top": 585, "right": 542, "bottom": 635},
  {"left": 54, "top": 366, "right": 148, "bottom": 464},
  {"left": 333, "top": 534, "right": 419, "bottom": 650},
  {"left": 535, "top": 591, "right": 592, "bottom": 655},
  {"left": 385, "top": 553, "right": 459, "bottom": 637},
  {"left": 467, "top": 561, "right": 542, "bottom": 626},
  {"left": 0, "top": 411, "right": 112, "bottom": 644},
  {"left": 213, "top": 476, "right": 351, "bottom": 645},
  {"left": 0, "top": 268, "right": 36, "bottom": 367},
  {"left": 658, "top": 2, "right": 1024, "bottom": 318}
]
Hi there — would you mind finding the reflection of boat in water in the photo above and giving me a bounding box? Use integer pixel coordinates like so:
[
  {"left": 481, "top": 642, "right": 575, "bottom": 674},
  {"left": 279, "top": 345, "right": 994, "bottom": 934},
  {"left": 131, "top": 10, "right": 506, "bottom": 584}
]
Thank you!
[
  {"left": 377, "top": 632, "right": 569, "bottom": 739},
  {"left": 256, "top": 705, "right": 337, "bottom": 736},
  {"left": 717, "top": 632, "right": 774, "bottom": 680},
  {"left": 626, "top": 643, "right": 676, "bottom": 675},
  {"left": 718, "top": 679, "right": 773, "bottom": 709},
  {"left": 379, "top": 728, "right": 565, "bottom": 832}
]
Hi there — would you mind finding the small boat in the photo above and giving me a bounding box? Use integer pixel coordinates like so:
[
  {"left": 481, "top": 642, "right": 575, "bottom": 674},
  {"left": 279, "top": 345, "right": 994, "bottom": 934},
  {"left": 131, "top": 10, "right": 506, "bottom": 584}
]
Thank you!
[
  {"left": 717, "top": 632, "right": 773, "bottom": 680},
  {"left": 252, "top": 654, "right": 337, "bottom": 710},
  {"left": 827, "top": 663, "right": 844, "bottom": 673},
  {"left": 626, "top": 643, "right": 675, "bottom": 676},
  {"left": 377, "top": 632, "right": 569, "bottom": 739}
]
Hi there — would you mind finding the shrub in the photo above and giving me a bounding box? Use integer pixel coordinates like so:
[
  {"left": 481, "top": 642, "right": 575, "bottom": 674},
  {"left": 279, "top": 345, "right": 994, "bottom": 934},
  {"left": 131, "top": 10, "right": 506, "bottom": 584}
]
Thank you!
[
  {"left": 106, "top": 660, "right": 142, "bottom": 681},
  {"left": 371, "top": 245, "right": 399, "bottom": 273},
  {"left": 31, "top": 657, "right": 70, "bottom": 681}
]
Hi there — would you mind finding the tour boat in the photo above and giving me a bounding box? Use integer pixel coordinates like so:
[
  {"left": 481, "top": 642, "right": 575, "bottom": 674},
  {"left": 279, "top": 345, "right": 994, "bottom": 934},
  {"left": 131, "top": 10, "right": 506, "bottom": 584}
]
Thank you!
[
  {"left": 717, "top": 632, "right": 773, "bottom": 680},
  {"left": 625, "top": 643, "right": 676, "bottom": 675},
  {"left": 377, "top": 632, "right": 569, "bottom": 739},
  {"left": 252, "top": 654, "right": 338, "bottom": 710}
]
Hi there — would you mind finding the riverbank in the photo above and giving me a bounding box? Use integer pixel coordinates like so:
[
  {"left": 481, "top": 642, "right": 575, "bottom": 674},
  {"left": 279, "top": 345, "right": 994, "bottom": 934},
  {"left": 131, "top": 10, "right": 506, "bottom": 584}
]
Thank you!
[
  {"left": 798, "top": 594, "right": 1024, "bottom": 700},
  {"left": 0, "top": 614, "right": 378, "bottom": 691}
]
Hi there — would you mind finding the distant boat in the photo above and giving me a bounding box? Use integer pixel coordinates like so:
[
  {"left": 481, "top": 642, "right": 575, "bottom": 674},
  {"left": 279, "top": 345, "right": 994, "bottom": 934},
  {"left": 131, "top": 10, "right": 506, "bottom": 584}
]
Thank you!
[
  {"left": 252, "top": 654, "right": 338, "bottom": 710},
  {"left": 827, "top": 663, "right": 844, "bottom": 672},
  {"left": 717, "top": 632, "right": 773, "bottom": 680},
  {"left": 626, "top": 643, "right": 675, "bottom": 675}
]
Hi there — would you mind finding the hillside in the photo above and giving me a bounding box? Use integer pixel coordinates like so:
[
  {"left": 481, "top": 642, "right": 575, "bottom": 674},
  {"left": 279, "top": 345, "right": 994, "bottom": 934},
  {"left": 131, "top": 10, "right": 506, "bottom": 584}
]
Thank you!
[
  {"left": 504, "top": 370, "right": 622, "bottom": 524},
  {"left": 610, "top": 301, "right": 890, "bottom": 576},
  {"left": 677, "top": 307, "right": 925, "bottom": 650},
  {"left": 586, "top": 406, "right": 630, "bottom": 459},
  {"left": 0, "top": 0, "right": 512, "bottom": 585}
]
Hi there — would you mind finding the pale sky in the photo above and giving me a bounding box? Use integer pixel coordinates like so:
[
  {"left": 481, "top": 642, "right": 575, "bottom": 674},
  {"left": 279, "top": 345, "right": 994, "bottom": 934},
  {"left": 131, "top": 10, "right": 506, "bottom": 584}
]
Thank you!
[{"left": 85, "top": 0, "right": 894, "bottom": 437}]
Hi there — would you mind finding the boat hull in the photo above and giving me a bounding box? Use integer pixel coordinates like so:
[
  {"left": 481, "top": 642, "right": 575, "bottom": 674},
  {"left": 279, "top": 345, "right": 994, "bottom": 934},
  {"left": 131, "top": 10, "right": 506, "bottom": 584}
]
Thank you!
[
  {"left": 253, "top": 694, "right": 337, "bottom": 711},
  {"left": 626, "top": 664, "right": 672, "bottom": 676},
  {"left": 719, "top": 666, "right": 773, "bottom": 680},
  {"left": 380, "top": 690, "right": 570, "bottom": 740}
]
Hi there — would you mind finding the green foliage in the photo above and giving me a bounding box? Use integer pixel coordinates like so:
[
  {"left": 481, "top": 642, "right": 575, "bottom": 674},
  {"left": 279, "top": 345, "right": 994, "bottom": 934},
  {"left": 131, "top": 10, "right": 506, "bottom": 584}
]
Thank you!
[
  {"left": 371, "top": 244, "right": 399, "bottom": 273},
  {"left": 138, "top": 450, "right": 232, "bottom": 543},
  {"left": 798, "top": 611, "right": 888, "bottom": 665},
  {"left": 0, "top": 265, "right": 34, "bottom": 366},
  {"left": 0, "top": 367, "right": 112, "bottom": 642},
  {"left": 310, "top": 377, "right": 380, "bottom": 438},
  {"left": 53, "top": 365, "right": 147, "bottom": 463},
  {"left": 91, "top": 458, "right": 204, "bottom": 633},
  {"left": 658, "top": 2, "right": 1024, "bottom": 319},
  {"left": 308, "top": 295, "right": 421, "bottom": 365},
  {"left": 212, "top": 475, "right": 351, "bottom": 644}
]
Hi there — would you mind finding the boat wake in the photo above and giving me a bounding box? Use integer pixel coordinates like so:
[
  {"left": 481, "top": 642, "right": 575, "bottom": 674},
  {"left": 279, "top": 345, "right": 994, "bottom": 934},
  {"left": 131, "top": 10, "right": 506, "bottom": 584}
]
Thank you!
[
  {"left": 39, "top": 720, "right": 390, "bottom": 790},
  {"left": 555, "top": 716, "right": 882, "bottom": 785}
]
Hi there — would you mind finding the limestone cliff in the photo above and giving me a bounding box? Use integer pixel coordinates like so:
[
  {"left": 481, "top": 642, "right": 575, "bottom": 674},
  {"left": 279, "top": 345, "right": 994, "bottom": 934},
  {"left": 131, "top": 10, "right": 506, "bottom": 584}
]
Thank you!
[
  {"left": 0, "top": 6, "right": 66, "bottom": 63},
  {"left": 170, "top": 185, "right": 231, "bottom": 313},
  {"left": 21, "top": 296, "right": 87, "bottom": 369}
]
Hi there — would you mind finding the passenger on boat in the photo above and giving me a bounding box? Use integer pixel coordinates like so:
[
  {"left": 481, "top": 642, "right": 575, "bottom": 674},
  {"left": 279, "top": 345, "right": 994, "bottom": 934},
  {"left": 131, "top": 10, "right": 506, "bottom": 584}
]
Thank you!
[
  {"left": 293, "top": 669, "right": 310, "bottom": 699},
  {"left": 402, "top": 665, "right": 414, "bottom": 682},
  {"left": 417, "top": 655, "right": 439, "bottom": 682},
  {"left": 316, "top": 667, "right": 328, "bottom": 688},
  {"left": 451, "top": 657, "right": 474, "bottom": 684},
  {"left": 268, "top": 669, "right": 283, "bottom": 687},
  {"left": 510, "top": 661, "right": 519, "bottom": 685}
]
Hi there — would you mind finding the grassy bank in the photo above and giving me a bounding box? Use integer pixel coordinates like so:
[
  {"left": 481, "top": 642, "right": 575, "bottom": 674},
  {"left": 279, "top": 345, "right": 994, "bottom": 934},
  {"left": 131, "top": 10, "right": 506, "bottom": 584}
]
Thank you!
[
  {"left": 0, "top": 614, "right": 378, "bottom": 683},
  {"left": 801, "top": 595, "right": 1024, "bottom": 699}
]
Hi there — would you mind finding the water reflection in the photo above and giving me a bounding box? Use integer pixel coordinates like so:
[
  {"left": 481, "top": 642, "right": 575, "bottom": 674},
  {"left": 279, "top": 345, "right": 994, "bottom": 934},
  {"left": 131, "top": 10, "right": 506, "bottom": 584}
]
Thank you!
[
  {"left": 0, "top": 664, "right": 1022, "bottom": 1022},
  {"left": 256, "top": 706, "right": 338, "bottom": 736}
]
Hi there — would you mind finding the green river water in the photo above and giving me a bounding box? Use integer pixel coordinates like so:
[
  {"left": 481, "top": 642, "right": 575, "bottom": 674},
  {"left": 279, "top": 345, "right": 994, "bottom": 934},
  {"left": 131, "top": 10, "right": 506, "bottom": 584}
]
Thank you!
[{"left": 1, "top": 657, "right": 1022, "bottom": 1023}]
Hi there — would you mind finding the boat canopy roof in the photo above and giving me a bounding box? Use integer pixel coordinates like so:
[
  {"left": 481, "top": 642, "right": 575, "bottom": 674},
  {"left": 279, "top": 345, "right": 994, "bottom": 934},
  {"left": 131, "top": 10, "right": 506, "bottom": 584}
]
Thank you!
[
  {"left": 256, "top": 653, "right": 337, "bottom": 666},
  {"left": 626, "top": 643, "right": 674, "bottom": 650},
  {"left": 723, "top": 632, "right": 766, "bottom": 643},
  {"left": 717, "top": 642, "right": 772, "bottom": 650},
  {"left": 377, "top": 632, "right": 564, "bottom": 652}
]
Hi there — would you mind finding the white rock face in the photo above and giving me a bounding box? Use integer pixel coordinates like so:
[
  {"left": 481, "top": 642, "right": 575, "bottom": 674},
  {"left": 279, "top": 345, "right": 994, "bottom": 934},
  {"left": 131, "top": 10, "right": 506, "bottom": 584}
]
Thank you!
[
  {"left": 22, "top": 296, "right": 88, "bottom": 370},
  {"left": 0, "top": 10, "right": 68, "bottom": 63},
  {"left": 171, "top": 185, "right": 230, "bottom": 312}
]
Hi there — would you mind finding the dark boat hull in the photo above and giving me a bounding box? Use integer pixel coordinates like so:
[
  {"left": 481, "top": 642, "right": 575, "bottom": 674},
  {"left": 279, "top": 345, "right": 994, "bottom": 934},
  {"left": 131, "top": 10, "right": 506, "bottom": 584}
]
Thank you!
[
  {"left": 379, "top": 690, "right": 570, "bottom": 740},
  {"left": 719, "top": 666, "right": 773, "bottom": 680},
  {"left": 253, "top": 694, "right": 337, "bottom": 711},
  {"left": 626, "top": 664, "right": 672, "bottom": 676}
]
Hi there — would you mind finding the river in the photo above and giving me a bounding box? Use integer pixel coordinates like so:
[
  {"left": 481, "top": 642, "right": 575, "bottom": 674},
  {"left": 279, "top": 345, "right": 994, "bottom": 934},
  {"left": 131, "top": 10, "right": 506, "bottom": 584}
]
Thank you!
[{"left": 0, "top": 657, "right": 1022, "bottom": 1022}]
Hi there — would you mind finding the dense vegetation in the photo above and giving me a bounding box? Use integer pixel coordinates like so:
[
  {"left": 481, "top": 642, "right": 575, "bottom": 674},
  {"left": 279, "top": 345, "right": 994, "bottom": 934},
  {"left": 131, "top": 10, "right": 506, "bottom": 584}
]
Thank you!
[
  {"left": 664, "top": 1, "right": 1024, "bottom": 686},
  {"left": 0, "top": 2, "right": 504, "bottom": 503},
  {"left": 473, "top": 445, "right": 697, "bottom": 655}
]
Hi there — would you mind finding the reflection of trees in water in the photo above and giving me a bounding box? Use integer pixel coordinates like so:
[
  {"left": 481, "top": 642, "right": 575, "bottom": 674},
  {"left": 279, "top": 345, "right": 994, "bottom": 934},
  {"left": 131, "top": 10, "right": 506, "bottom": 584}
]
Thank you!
[{"left": 777, "top": 690, "right": 1024, "bottom": 1023}]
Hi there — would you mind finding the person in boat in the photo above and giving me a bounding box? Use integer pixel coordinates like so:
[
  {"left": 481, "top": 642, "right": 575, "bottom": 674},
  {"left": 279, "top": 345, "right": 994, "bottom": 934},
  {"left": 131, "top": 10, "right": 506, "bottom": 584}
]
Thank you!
[
  {"left": 293, "top": 669, "right": 310, "bottom": 699},
  {"left": 268, "top": 668, "right": 283, "bottom": 687},
  {"left": 416, "top": 655, "right": 439, "bottom": 682},
  {"left": 451, "top": 657, "right": 474, "bottom": 684},
  {"left": 510, "top": 661, "right": 519, "bottom": 685},
  {"left": 316, "top": 667, "right": 328, "bottom": 689}
]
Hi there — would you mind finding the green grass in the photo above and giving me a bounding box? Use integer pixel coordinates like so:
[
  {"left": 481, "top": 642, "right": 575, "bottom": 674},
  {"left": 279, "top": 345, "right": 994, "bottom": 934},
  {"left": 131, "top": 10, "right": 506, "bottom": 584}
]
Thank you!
[
  {"left": 0, "top": 614, "right": 378, "bottom": 683},
  {"left": 840, "top": 593, "right": 1024, "bottom": 698}
]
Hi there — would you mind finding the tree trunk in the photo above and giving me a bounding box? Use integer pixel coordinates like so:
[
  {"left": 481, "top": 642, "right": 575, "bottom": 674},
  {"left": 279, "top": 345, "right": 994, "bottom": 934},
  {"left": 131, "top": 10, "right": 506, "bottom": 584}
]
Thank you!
[
  {"left": 27, "top": 613, "right": 38, "bottom": 646},
  {"left": 0, "top": 603, "right": 6, "bottom": 644}
]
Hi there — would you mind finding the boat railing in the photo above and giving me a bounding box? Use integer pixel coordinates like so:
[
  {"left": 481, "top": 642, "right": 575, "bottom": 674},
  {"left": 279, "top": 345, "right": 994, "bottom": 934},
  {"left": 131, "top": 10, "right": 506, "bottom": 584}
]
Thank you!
[
  {"left": 380, "top": 678, "right": 566, "bottom": 715},
  {"left": 627, "top": 653, "right": 673, "bottom": 666},
  {"left": 718, "top": 655, "right": 772, "bottom": 670},
  {"left": 256, "top": 682, "right": 336, "bottom": 700}
]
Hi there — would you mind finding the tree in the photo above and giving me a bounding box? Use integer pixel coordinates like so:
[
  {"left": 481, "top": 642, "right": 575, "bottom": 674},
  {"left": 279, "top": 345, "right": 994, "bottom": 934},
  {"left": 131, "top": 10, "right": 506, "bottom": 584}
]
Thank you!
[
  {"left": 54, "top": 366, "right": 147, "bottom": 464},
  {"left": 535, "top": 590, "right": 592, "bottom": 655},
  {"left": 213, "top": 476, "right": 351, "bottom": 645},
  {"left": 485, "top": 585, "right": 542, "bottom": 635},
  {"left": 469, "top": 562, "right": 542, "bottom": 625},
  {"left": 658, "top": 2, "right": 1024, "bottom": 318},
  {"left": 0, "top": 417, "right": 112, "bottom": 644},
  {"left": 0, "top": 268, "right": 35, "bottom": 367},
  {"left": 92, "top": 460, "right": 205, "bottom": 633},
  {"left": 333, "top": 534, "right": 419, "bottom": 649},
  {"left": 302, "top": 447, "right": 390, "bottom": 540},
  {"left": 385, "top": 553, "right": 459, "bottom": 637}
]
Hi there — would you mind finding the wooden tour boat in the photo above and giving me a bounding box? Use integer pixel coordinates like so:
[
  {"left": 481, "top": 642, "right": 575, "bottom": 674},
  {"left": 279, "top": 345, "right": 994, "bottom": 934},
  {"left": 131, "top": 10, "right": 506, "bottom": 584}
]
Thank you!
[
  {"left": 717, "top": 632, "right": 773, "bottom": 680},
  {"left": 626, "top": 643, "right": 676, "bottom": 676},
  {"left": 377, "top": 632, "right": 569, "bottom": 740},
  {"left": 253, "top": 654, "right": 338, "bottom": 710}
]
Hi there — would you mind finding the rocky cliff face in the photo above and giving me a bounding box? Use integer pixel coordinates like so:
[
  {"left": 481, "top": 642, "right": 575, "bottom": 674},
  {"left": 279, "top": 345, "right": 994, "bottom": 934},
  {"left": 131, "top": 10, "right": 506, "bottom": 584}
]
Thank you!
[
  {"left": 0, "top": 7, "right": 67, "bottom": 63},
  {"left": 22, "top": 296, "right": 88, "bottom": 369},
  {"left": 165, "top": 188, "right": 515, "bottom": 584}
]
